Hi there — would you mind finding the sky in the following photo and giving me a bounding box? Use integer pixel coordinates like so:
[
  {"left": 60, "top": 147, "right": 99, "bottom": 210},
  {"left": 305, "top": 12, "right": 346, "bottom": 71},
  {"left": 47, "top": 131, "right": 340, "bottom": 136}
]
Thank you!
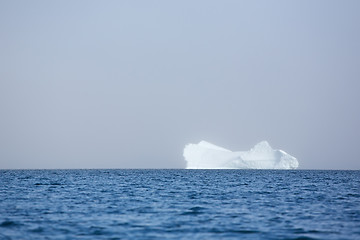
[{"left": 1, "top": 0, "right": 359, "bottom": 169}]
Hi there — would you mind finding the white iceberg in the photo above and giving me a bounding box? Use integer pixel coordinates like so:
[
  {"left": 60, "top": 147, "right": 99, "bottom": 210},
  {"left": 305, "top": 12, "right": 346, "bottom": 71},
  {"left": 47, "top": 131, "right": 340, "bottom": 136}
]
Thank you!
[{"left": 183, "top": 141, "right": 299, "bottom": 169}]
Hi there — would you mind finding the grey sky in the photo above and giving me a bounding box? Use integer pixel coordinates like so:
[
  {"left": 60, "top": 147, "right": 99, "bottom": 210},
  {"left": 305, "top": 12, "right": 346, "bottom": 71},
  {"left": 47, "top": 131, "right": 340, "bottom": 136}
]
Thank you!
[{"left": 1, "top": 1, "right": 359, "bottom": 169}]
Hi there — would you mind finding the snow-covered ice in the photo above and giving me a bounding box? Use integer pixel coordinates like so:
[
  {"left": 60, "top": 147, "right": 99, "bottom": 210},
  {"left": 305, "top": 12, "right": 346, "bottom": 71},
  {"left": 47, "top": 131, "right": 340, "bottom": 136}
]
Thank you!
[{"left": 183, "top": 141, "right": 299, "bottom": 169}]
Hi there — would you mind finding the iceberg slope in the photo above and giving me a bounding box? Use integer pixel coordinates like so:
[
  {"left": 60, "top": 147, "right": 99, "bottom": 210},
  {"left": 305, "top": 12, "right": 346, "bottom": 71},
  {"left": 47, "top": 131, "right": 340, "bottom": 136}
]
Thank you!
[{"left": 184, "top": 141, "right": 299, "bottom": 169}]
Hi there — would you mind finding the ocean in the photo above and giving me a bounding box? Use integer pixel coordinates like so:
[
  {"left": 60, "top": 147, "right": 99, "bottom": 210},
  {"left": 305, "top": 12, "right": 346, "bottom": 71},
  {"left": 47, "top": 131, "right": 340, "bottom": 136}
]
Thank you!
[{"left": 0, "top": 170, "right": 359, "bottom": 239}]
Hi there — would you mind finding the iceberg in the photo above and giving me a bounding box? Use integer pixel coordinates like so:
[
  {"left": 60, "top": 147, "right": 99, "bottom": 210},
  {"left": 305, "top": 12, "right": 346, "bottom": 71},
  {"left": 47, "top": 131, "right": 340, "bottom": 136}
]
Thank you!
[{"left": 183, "top": 141, "right": 299, "bottom": 169}]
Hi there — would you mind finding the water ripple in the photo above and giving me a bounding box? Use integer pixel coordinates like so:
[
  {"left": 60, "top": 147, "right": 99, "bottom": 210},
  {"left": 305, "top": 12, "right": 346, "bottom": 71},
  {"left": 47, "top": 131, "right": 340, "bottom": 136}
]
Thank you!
[{"left": 0, "top": 169, "right": 359, "bottom": 239}]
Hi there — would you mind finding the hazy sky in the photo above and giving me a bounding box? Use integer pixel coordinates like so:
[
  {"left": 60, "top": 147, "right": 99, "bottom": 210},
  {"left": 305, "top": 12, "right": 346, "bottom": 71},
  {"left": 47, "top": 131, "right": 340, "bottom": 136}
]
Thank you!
[{"left": 1, "top": 1, "right": 359, "bottom": 169}]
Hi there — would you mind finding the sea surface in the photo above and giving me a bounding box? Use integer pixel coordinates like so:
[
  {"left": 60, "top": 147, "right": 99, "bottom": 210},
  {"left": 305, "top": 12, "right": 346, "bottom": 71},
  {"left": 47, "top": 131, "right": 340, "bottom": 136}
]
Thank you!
[{"left": 0, "top": 170, "right": 359, "bottom": 240}]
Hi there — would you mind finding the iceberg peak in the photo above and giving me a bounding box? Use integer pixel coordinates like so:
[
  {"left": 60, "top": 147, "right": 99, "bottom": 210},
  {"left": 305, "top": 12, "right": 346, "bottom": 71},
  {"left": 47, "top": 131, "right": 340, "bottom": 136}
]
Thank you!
[
  {"left": 250, "top": 141, "right": 272, "bottom": 153},
  {"left": 184, "top": 141, "right": 299, "bottom": 169}
]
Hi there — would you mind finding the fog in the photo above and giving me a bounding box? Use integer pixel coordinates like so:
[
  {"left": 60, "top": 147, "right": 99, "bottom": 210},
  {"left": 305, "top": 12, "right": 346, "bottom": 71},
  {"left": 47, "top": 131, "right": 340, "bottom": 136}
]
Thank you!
[{"left": 1, "top": 1, "right": 359, "bottom": 169}]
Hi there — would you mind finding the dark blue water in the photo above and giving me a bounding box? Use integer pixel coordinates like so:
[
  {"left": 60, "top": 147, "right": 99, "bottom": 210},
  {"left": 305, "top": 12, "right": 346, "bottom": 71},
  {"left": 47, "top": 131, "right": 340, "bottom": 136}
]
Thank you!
[{"left": 0, "top": 170, "right": 359, "bottom": 239}]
